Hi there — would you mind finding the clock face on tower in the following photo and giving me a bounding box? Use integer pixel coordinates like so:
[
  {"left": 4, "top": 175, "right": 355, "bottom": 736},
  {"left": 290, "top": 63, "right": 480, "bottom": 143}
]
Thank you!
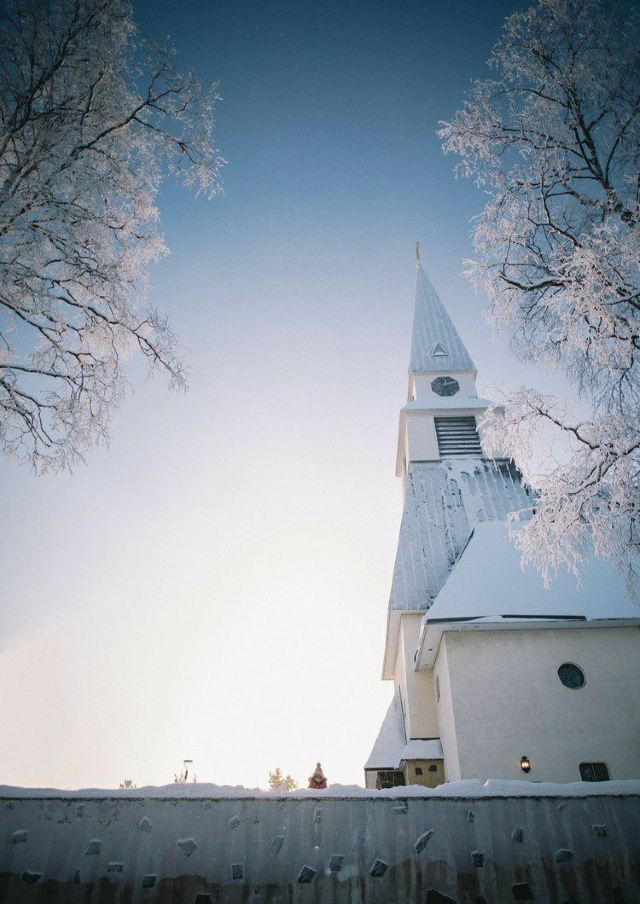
[{"left": 431, "top": 376, "right": 460, "bottom": 397}]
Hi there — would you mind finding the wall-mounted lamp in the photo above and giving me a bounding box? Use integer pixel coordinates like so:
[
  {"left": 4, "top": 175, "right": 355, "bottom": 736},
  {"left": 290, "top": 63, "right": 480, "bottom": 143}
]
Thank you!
[{"left": 520, "top": 755, "right": 531, "bottom": 773}]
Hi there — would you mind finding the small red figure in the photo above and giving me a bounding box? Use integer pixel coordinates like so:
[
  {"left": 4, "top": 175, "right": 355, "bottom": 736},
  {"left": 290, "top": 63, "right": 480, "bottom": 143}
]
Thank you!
[{"left": 307, "top": 762, "right": 327, "bottom": 790}]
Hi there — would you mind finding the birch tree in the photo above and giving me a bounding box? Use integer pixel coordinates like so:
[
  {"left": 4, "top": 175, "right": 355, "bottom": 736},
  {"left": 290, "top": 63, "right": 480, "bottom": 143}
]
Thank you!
[
  {"left": 0, "top": 0, "right": 223, "bottom": 471},
  {"left": 439, "top": 0, "right": 640, "bottom": 595}
]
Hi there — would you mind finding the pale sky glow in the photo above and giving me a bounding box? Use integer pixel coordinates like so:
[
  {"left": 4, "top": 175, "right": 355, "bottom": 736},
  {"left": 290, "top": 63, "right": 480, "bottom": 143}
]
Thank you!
[{"left": 0, "top": 0, "right": 582, "bottom": 791}]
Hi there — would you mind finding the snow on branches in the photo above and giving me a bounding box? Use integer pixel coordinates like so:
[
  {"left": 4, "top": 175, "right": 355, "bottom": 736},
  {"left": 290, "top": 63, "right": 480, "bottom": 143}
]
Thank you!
[
  {"left": 0, "top": 0, "right": 224, "bottom": 471},
  {"left": 439, "top": 0, "right": 640, "bottom": 596}
]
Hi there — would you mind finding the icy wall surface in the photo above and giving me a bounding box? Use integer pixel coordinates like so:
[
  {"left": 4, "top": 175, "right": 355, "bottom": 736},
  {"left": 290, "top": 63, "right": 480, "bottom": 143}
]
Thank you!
[{"left": 1, "top": 788, "right": 639, "bottom": 903}]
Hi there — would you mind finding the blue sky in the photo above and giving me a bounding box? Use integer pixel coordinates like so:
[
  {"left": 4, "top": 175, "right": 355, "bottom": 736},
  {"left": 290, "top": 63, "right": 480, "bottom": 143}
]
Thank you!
[{"left": 0, "top": 0, "right": 563, "bottom": 790}]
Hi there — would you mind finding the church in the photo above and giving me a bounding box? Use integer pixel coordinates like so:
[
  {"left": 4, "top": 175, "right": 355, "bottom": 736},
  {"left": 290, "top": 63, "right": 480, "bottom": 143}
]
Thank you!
[{"left": 364, "top": 253, "right": 640, "bottom": 790}]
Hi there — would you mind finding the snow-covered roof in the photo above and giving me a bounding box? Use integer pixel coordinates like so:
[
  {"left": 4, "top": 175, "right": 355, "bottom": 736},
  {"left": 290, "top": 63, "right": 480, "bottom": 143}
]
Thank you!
[
  {"left": 364, "top": 690, "right": 406, "bottom": 770},
  {"left": 364, "top": 693, "right": 445, "bottom": 769},
  {"left": 389, "top": 459, "right": 531, "bottom": 612},
  {"left": 426, "top": 521, "right": 639, "bottom": 623},
  {"left": 415, "top": 522, "right": 640, "bottom": 669},
  {"left": 409, "top": 265, "right": 475, "bottom": 374},
  {"left": 400, "top": 739, "right": 443, "bottom": 761},
  {"left": 401, "top": 397, "right": 490, "bottom": 413}
]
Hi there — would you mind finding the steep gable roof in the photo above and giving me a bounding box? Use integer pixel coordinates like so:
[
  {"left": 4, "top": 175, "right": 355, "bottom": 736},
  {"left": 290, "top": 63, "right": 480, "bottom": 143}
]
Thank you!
[
  {"left": 364, "top": 690, "right": 406, "bottom": 770},
  {"left": 409, "top": 265, "right": 475, "bottom": 374},
  {"left": 364, "top": 691, "right": 445, "bottom": 770}
]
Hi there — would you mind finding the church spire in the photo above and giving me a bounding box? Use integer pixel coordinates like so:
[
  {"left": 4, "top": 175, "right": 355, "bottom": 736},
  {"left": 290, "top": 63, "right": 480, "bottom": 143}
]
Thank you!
[{"left": 409, "top": 258, "right": 475, "bottom": 374}]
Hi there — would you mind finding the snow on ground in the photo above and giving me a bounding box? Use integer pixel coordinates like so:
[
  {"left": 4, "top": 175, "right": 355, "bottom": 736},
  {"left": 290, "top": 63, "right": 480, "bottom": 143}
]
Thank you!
[{"left": 1, "top": 778, "right": 639, "bottom": 799}]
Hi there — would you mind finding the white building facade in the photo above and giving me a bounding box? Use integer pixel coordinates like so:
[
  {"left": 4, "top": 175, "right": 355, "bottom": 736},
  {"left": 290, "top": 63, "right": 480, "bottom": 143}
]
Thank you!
[{"left": 364, "top": 260, "right": 640, "bottom": 789}]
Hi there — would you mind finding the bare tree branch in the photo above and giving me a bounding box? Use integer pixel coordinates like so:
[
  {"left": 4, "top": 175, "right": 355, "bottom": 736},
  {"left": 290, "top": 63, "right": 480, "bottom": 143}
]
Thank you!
[
  {"left": 0, "top": 0, "right": 224, "bottom": 472},
  {"left": 440, "top": 0, "right": 640, "bottom": 598}
]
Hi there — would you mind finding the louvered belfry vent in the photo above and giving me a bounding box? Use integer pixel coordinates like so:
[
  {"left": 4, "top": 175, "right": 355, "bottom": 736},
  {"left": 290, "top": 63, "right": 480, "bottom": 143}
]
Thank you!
[{"left": 435, "top": 416, "right": 482, "bottom": 457}]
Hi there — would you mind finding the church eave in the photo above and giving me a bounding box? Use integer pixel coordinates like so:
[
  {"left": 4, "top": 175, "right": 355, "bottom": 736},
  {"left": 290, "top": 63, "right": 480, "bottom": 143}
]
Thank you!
[
  {"left": 382, "top": 608, "right": 428, "bottom": 681},
  {"left": 402, "top": 398, "right": 495, "bottom": 413},
  {"left": 394, "top": 399, "right": 498, "bottom": 476},
  {"left": 415, "top": 616, "right": 640, "bottom": 671},
  {"left": 409, "top": 367, "right": 477, "bottom": 378}
]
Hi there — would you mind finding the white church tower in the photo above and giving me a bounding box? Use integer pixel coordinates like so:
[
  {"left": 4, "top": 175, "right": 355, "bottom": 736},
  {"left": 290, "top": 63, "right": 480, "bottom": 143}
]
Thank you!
[{"left": 364, "top": 251, "right": 640, "bottom": 789}]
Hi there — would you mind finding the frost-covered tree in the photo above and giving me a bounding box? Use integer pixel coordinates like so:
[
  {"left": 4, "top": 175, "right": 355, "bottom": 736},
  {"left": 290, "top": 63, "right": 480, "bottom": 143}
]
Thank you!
[
  {"left": 0, "top": 0, "right": 223, "bottom": 472},
  {"left": 439, "top": 0, "right": 640, "bottom": 596},
  {"left": 268, "top": 768, "right": 298, "bottom": 792}
]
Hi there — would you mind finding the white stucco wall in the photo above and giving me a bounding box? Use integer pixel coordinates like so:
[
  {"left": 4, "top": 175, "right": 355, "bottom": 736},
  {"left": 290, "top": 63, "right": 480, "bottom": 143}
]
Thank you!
[
  {"left": 440, "top": 626, "right": 640, "bottom": 783},
  {"left": 394, "top": 623, "right": 409, "bottom": 733},
  {"left": 433, "top": 641, "right": 462, "bottom": 782},
  {"left": 395, "top": 615, "right": 439, "bottom": 741}
]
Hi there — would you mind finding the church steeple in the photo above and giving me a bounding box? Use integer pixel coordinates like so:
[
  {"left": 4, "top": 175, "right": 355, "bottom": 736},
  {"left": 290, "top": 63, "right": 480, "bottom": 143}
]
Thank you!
[
  {"left": 409, "top": 258, "right": 475, "bottom": 375},
  {"left": 366, "top": 254, "right": 636, "bottom": 795},
  {"left": 383, "top": 252, "right": 523, "bottom": 683},
  {"left": 396, "top": 251, "right": 489, "bottom": 477}
]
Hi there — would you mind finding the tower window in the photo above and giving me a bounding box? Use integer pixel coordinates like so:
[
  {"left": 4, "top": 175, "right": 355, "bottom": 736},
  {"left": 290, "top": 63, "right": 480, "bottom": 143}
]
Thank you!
[
  {"left": 434, "top": 417, "right": 482, "bottom": 457},
  {"left": 431, "top": 376, "right": 460, "bottom": 397},
  {"left": 580, "top": 762, "right": 610, "bottom": 782},
  {"left": 558, "top": 663, "right": 585, "bottom": 689}
]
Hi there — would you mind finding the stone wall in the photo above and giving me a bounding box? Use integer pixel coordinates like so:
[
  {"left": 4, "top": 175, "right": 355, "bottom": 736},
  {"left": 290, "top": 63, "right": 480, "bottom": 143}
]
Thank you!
[{"left": 1, "top": 792, "right": 639, "bottom": 902}]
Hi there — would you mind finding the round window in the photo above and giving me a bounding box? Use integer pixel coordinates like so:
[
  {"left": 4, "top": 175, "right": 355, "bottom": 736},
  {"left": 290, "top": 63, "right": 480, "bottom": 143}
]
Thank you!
[
  {"left": 431, "top": 376, "right": 460, "bottom": 397},
  {"left": 558, "top": 663, "right": 585, "bottom": 689}
]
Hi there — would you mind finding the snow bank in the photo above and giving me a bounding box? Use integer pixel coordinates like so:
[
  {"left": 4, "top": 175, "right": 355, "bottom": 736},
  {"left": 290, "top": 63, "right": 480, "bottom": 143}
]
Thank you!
[{"left": 1, "top": 777, "right": 639, "bottom": 799}]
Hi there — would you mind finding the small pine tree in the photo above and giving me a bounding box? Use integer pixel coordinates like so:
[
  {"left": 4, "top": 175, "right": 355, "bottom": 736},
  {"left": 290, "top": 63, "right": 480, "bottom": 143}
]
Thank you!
[{"left": 268, "top": 768, "right": 298, "bottom": 792}]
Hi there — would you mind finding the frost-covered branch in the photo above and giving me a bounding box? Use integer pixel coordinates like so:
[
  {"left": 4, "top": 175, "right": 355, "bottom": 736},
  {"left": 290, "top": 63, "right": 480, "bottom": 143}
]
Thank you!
[
  {"left": 440, "top": 0, "right": 640, "bottom": 596},
  {"left": 0, "top": 0, "right": 224, "bottom": 471},
  {"left": 481, "top": 392, "right": 640, "bottom": 596}
]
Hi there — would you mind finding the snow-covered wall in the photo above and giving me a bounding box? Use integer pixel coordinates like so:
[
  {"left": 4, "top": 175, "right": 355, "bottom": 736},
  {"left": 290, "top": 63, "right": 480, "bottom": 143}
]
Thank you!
[{"left": 1, "top": 784, "right": 639, "bottom": 903}]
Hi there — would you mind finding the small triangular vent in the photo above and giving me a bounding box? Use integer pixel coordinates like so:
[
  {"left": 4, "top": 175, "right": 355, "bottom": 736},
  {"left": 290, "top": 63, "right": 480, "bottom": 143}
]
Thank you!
[
  {"left": 431, "top": 342, "right": 448, "bottom": 356},
  {"left": 435, "top": 416, "right": 482, "bottom": 457}
]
